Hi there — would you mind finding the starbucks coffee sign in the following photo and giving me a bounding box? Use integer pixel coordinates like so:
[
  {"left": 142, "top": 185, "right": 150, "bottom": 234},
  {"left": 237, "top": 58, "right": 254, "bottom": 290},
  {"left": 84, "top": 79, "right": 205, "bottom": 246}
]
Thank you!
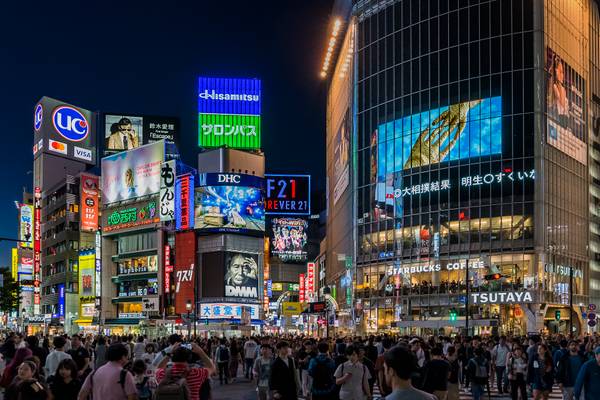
[{"left": 470, "top": 291, "right": 534, "bottom": 305}]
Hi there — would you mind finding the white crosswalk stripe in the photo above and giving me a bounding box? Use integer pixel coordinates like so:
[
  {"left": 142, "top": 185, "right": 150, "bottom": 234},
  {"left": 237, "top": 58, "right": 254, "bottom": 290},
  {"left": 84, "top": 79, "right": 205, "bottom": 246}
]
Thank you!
[{"left": 459, "top": 384, "right": 563, "bottom": 399}]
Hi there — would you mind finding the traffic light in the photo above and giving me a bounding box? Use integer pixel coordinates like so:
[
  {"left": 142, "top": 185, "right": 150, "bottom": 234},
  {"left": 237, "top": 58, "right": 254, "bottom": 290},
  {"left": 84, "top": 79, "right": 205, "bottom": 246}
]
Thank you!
[
  {"left": 555, "top": 310, "right": 561, "bottom": 321},
  {"left": 449, "top": 309, "right": 457, "bottom": 321},
  {"left": 485, "top": 273, "right": 502, "bottom": 281}
]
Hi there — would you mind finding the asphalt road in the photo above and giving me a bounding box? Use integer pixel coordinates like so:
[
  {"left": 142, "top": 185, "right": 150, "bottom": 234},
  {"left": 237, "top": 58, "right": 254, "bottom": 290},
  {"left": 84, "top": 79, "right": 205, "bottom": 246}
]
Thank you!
[{"left": 211, "top": 376, "right": 258, "bottom": 400}]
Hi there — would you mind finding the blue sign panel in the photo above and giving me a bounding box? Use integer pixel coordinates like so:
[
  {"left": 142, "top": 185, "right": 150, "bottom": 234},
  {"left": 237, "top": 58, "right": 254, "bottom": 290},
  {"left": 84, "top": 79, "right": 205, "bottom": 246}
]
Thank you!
[
  {"left": 198, "top": 77, "right": 261, "bottom": 116},
  {"left": 58, "top": 284, "right": 65, "bottom": 317},
  {"left": 198, "top": 173, "right": 264, "bottom": 188}
]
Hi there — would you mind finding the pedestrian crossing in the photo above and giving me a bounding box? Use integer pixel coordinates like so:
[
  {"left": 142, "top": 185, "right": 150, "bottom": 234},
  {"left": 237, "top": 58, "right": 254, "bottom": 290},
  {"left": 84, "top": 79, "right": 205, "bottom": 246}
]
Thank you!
[{"left": 371, "top": 383, "right": 564, "bottom": 399}]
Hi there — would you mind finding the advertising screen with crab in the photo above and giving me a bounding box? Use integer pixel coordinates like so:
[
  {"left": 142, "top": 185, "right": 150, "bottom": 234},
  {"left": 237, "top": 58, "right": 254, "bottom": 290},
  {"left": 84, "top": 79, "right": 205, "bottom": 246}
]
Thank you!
[{"left": 194, "top": 185, "right": 265, "bottom": 233}]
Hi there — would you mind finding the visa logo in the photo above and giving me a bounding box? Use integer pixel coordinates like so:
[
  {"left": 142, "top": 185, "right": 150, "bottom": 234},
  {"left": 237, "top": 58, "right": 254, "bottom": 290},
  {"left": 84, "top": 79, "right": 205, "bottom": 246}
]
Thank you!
[
  {"left": 74, "top": 146, "right": 92, "bottom": 162},
  {"left": 52, "top": 105, "right": 89, "bottom": 141}
]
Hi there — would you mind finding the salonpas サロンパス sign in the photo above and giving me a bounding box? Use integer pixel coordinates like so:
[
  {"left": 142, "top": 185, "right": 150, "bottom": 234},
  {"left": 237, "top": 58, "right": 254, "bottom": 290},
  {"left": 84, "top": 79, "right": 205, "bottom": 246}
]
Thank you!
[{"left": 470, "top": 291, "right": 535, "bottom": 305}]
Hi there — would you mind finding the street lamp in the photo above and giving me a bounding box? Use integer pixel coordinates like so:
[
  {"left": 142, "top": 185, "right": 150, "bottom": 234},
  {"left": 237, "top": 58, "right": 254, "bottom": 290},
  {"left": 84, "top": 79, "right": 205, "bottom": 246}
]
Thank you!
[{"left": 186, "top": 300, "right": 192, "bottom": 339}]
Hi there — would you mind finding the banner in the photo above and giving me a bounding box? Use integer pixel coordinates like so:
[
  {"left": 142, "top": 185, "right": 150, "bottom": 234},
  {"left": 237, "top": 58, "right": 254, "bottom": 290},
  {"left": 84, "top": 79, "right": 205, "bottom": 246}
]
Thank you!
[
  {"left": 159, "top": 160, "right": 176, "bottom": 222},
  {"left": 80, "top": 174, "right": 99, "bottom": 232},
  {"left": 164, "top": 245, "right": 172, "bottom": 294},
  {"left": 174, "top": 232, "right": 196, "bottom": 314},
  {"left": 19, "top": 205, "right": 33, "bottom": 248},
  {"left": 306, "top": 262, "right": 315, "bottom": 300},
  {"left": 299, "top": 273, "right": 305, "bottom": 302},
  {"left": 224, "top": 252, "right": 259, "bottom": 299},
  {"left": 33, "top": 188, "right": 41, "bottom": 312},
  {"left": 176, "top": 174, "right": 194, "bottom": 230}
]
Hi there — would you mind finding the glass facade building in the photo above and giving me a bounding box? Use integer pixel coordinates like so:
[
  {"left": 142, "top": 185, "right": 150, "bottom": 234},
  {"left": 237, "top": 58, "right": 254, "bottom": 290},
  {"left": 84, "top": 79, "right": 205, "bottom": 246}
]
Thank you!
[{"left": 326, "top": 0, "right": 596, "bottom": 335}]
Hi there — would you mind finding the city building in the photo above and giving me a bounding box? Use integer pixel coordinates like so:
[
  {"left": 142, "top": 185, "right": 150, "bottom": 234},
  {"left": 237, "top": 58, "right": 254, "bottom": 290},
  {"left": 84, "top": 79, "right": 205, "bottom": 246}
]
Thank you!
[
  {"left": 323, "top": 0, "right": 596, "bottom": 335},
  {"left": 13, "top": 191, "right": 35, "bottom": 329}
]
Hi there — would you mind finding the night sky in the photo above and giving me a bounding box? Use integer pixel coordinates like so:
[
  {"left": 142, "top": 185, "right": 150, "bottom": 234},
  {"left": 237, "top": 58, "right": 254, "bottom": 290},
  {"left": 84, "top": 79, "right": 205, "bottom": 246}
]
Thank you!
[{"left": 0, "top": 0, "right": 334, "bottom": 266}]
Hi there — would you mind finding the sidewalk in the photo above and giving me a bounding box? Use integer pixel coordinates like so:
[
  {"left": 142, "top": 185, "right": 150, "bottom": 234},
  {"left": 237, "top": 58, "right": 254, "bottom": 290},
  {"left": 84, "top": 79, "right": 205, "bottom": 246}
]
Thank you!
[{"left": 211, "top": 377, "right": 258, "bottom": 400}]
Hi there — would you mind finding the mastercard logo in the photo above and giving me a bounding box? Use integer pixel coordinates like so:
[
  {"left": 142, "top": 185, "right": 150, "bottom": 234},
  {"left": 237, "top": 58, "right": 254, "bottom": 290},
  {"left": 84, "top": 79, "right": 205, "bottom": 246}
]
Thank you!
[{"left": 48, "top": 139, "right": 68, "bottom": 155}]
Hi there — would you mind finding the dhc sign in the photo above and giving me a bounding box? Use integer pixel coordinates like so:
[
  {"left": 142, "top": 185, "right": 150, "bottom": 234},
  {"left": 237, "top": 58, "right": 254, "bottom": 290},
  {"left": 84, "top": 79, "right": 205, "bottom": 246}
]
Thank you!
[
  {"left": 52, "top": 105, "right": 89, "bottom": 141},
  {"left": 470, "top": 291, "right": 534, "bottom": 305}
]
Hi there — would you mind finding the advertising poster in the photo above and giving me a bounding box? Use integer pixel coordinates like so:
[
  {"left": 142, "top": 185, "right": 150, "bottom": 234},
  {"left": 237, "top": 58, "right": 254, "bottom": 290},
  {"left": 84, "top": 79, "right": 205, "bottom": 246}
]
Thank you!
[
  {"left": 101, "top": 141, "right": 165, "bottom": 204},
  {"left": 143, "top": 116, "right": 178, "bottom": 144},
  {"left": 270, "top": 217, "right": 308, "bottom": 262},
  {"left": 200, "top": 303, "right": 259, "bottom": 320},
  {"left": 159, "top": 160, "right": 176, "bottom": 222},
  {"left": 78, "top": 252, "right": 95, "bottom": 297},
  {"left": 104, "top": 115, "right": 143, "bottom": 154},
  {"left": 174, "top": 232, "right": 195, "bottom": 314},
  {"left": 175, "top": 174, "right": 194, "bottom": 230},
  {"left": 80, "top": 173, "right": 99, "bottom": 232},
  {"left": 194, "top": 185, "right": 264, "bottom": 233},
  {"left": 19, "top": 204, "right": 33, "bottom": 248},
  {"left": 104, "top": 200, "right": 158, "bottom": 232},
  {"left": 224, "top": 252, "right": 259, "bottom": 299},
  {"left": 197, "top": 77, "right": 262, "bottom": 149},
  {"left": 333, "top": 110, "right": 350, "bottom": 205},
  {"left": 33, "top": 97, "right": 96, "bottom": 165},
  {"left": 546, "top": 47, "right": 587, "bottom": 164},
  {"left": 265, "top": 174, "right": 311, "bottom": 215}
]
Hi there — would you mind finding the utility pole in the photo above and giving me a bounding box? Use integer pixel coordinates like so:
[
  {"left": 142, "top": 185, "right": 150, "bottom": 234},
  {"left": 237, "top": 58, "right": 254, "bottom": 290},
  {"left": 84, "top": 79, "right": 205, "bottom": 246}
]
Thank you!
[{"left": 569, "top": 266, "right": 574, "bottom": 335}]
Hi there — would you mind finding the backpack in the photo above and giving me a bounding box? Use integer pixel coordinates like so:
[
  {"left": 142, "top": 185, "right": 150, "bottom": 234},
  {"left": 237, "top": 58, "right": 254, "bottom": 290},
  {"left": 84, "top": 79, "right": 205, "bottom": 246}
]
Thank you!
[
  {"left": 136, "top": 376, "right": 152, "bottom": 400},
  {"left": 218, "top": 346, "right": 230, "bottom": 363},
  {"left": 153, "top": 367, "right": 190, "bottom": 400},
  {"left": 473, "top": 358, "right": 488, "bottom": 379},
  {"left": 311, "top": 357, "right": 335, "bottom": 393}
]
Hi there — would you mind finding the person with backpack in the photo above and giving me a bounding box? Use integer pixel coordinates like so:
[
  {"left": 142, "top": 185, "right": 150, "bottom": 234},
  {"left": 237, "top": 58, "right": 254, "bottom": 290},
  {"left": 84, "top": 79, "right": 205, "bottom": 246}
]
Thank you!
[
  {"left": 77, "top": 342, "right": 138, "bottom": 400},
  {"left": 253, "top": 344, "right": 273, "bottom": 400},
  {"left": 215, "top": 339, "right": 231, "bottom": 385},
  {"left": 308, "top": 342, "right": 336, "bottom": 400},
  {"left": 270, "top": 341, "right": 300, "bottom": 400},
  {"left": 334, "top": 345, "right": 372, "bottom": 400},
  {"left": 154, "top": 343, "right": 215, "bottom": 400},
  {"left": 131, "top": 359, "right": 155, "bottom": 400},
  {"left": 555, "top": 340, "right": 585, "bottom": 400},
  {"left": 467, "top": 347, "right": 489, "bottom": 400},
  {"left": 446, "top": 346, "right": 460, "bottom": 400},
  {"left": 527, "top": 343, "right": 554, "bottom": 400}
]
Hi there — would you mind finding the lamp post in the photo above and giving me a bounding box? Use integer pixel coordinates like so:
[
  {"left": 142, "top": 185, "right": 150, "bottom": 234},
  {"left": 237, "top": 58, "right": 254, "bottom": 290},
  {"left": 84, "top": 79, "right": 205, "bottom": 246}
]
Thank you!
[{"left": 185, "top": 300, "right": 192, "bottom": 339}]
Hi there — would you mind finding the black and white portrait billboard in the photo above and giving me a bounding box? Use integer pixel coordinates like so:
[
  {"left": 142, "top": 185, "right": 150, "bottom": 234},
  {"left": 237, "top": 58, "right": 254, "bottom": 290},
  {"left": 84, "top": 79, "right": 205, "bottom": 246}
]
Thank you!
[{"left": 224, "top": 252, "right": 259, "bottom": 299}]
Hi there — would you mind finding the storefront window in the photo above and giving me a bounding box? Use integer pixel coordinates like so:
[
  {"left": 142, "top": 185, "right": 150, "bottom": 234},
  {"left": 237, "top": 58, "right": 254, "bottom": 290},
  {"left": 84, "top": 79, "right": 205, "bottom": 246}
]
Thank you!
[
  {"left": 118, "top": 278, "right": 158, "bottom": 297},
  {"left": 118, "top": 302, "right": 144, "bottom": 318},
  {"left": 118, "top": 255, "right": 158, "bottom": 275}
]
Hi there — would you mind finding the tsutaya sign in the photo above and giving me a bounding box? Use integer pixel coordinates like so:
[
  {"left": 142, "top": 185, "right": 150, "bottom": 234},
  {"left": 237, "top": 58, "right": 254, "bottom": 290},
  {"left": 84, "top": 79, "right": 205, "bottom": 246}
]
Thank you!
[
  {"left": 388, "top": 259, "right": 486, "bottom": 276},
  {"left": 544, "top": 264, "right": 583, "bottom": 279},
  {"left": 470, "top": 291, "right": 535, "bottom": 305}
]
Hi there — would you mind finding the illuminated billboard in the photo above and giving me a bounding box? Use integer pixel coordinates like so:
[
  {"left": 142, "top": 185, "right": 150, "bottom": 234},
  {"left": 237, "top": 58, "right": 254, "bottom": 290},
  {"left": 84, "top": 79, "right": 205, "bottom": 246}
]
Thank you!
[
  {"left": 224, "top": 252, "right": 259, "bottom": 299},
  {"left": 377, "top": 96, "right": 502, "bottom": 175},
  {"left": 270, "top": 217, "right": 308, "bottom": 263},
  {"left": 78, "top": 252, "right": 95, "bottom": 297},
  {"left": 194, "top": 186, "right": 264, "bottom": 233},
  {"left": 265, "top": 174, "right": 311, "bottom": 215},
  {"left": 80, "top": 173, "right": 99, "bottom": 232},
  {"left": 33, "top": 97, "right": 96, "bottom": 165},
  {"left": 104, "top": 114, "right": 179, "bottom": 156},
  {"left": 101, "top": 141, "right": 165, "bottom": 204},
  {"left": 103, "top": 200, "right": 159, "bottom": 233},
  {"left": 198, "top": 77, "right": 261, "bottom": 149},
  {"left": 19, "top": 204, "right": 33, "bottom": 248},
  {"left": 545, "top": 47, "right": 586, "bottom": 164}
]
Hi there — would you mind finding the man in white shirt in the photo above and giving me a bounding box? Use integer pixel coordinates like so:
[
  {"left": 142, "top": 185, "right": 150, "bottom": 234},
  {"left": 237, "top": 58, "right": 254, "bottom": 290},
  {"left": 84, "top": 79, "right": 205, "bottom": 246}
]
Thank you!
[
  {"left": 243, "top": 337, "right": 258, "bottom": 379},
  {"left": 45, "top": 336, "right": 72, "bottom": 377}
]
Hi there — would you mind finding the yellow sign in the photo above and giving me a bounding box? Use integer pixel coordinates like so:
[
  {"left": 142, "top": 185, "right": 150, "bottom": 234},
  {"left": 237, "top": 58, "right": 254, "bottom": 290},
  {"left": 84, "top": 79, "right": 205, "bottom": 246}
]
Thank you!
[
  {"left": 78, "top": 254, "right": 95, "bottom": 298},
  {"left": 272, "top": 282, "right": 283, "bottom": 292},
  {"left": 11, "top": 248, "right": 18, "bottom": 280},
  {"left": 282, "top": 301, "right": 302, "bottom": 316}
]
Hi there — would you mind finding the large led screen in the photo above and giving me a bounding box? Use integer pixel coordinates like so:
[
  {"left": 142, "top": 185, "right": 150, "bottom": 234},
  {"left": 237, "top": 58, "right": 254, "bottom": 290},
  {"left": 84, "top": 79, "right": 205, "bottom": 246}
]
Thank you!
[
  {"left": 101, "top": 141, "right": 165, "bottom": 204},
  {"left": 224, "top": 252, "right": 259, "bottom": 299},
  {"left": 545, "top": 47, "right": 586, "bottom": 164},
  {"left": 270, "top": 217, "right": 308, "bottom": 263},
  {"left": 377, "top": 96, "right": 502, "bottom": 176},
  {"left": 194, "top": 186, "right": 265, "bottom": 233}
]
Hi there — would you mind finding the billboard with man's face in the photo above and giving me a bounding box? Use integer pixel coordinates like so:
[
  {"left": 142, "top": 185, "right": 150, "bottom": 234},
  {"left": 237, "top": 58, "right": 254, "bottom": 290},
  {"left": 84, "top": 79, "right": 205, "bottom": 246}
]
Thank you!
[
  {"left": 224, "top": 252, "right": 259, "bottom": 299},
  {"left": 104, "top": 114, "right": 179, "bottom": 156}
]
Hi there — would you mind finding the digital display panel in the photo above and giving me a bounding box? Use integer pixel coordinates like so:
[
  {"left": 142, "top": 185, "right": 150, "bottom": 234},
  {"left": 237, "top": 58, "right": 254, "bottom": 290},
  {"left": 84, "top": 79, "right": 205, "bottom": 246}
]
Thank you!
[
  {"left": 104, "top": 114, "right": 179, "bottom": 156},
  {"left": 224, "top": 252, "right": 259, "bottom": 299},
  {"left": 265, "top": 174, "right": 311, "bottom": 215},
  {"left": 270, "top": 217, "right": 308, "bottom": 263},
  {"left": 194, "top": 186, "right": 264, "bottom": 233}
]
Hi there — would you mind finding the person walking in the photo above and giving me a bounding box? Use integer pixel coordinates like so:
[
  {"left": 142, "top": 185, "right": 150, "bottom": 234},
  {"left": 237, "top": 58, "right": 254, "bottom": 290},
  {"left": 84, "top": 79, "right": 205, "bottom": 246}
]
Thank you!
[
  {"left": 382, "top": 345, "right": 437, "bottom": 400},
  {"left": 269, "top": 341, "right": 299, "bottom": 400},
  {"left": 491, "top": 335, "right": 510, "bottom": 395},
  {"left": 334, "top": 345, "right": 372, "bottom": 400},
  {"left": 308, "top": 342, "right": 337, "bottom": 400},
  {"left": 421, "top": 346, "right": 450, "bottom": 400},
  {"left": 467, "top": 347, "right": 489, "bottom": 400},
  {"left": 375, "top": 338, "right": 393, "bottom": 398},
  {"left": 44, "top": 336, "right": 72, "bottom": 378},
  {"left": 556, "top": 340, "right": 586, "bottom": 400},
  {"left": 77, "top": 343, "right": 138, "bottom": 400},
  {"left": 229, "top": 339, "right": 242, "bottom": 381},
  {"left": 244, "top": 337, "right": 258, "bottom": 380},
  {"left": 94, "top": 336, "right": 107, "bottom": 370},
  {"left": 507, "top": 345, "right": 528, "bottom": 400},
  {"left": 446, "top": 346, "right": 460, "bottom": 400},
  {"left": 573, "top": 346, "right": 600, "bottom": 400},
  {"left": 215, "top": 339, "right": 231, "bottom": 385},
  {"left": 527, "top": 343, "right": 554, "bottom": 400},
  {"left": 47, "top": 359, "right": 81, "bottom": 400},
  {"left": 68, "top": 335, "right": 91, "bottom": 381},
  {"left": 253, "top": 344, "right": 273, "bottom": 400}
]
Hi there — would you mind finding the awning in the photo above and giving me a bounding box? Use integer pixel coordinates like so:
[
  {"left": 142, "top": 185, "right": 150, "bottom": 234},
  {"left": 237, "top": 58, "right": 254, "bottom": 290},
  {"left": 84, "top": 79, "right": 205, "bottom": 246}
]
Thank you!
[
  {"left": 111, "top": 296, "right": 143, "bottom": 303},
  {"left": 111, "top": 272, "right": 158, "bottom": 283},
  {"left": 104, "top": 318, "right": 142, "bottom": 325},
  {"left": 394, "top": 319, "right": 499, "bottom": 328}
]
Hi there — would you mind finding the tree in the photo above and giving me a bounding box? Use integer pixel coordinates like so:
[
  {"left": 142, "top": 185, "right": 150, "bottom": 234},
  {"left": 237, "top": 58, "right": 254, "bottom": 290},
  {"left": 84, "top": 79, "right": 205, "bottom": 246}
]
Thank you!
[{"left": 0, "top": 268, "right": 20, "bottom": 314}]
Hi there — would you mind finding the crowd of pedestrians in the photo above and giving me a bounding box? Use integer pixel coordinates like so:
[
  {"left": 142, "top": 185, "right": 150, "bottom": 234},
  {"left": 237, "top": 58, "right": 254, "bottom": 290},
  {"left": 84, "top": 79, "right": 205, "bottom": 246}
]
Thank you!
[{"left": 0, "top": 331, "right": 600, "bottom": 399}]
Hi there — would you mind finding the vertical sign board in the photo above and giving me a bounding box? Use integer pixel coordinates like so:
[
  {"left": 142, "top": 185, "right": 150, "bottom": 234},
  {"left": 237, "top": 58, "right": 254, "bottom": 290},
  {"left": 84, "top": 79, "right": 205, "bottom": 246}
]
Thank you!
[
  {"left": 197, "top": 77, "right": 262, "bottom": 149},
  {"left": 263, "top": 238, "right": 270, "bottom": 312},
  {"left": 19, "top": 204, "right": 33, "bottom": 248},
  {"left": 174, "top": 232, "right": 196, "bottom": 314},
  {"left": 58, "top": 284, "right": 65, "bottom": 318},
  {"left": 80, "top": 174, "right": 99, "bottom": 232},
  {"left": 33, "top": 187, "right": 41, "bottom": 313},
  {"left": 164, "top": 245, "right": 172, "bottom": 294},
  {"left": 11, "top": 248, "right": 18, "bottom": 281},
  {"left": 159, "top": 160, "right": 176, "bottom": 222},
  {"left": 299, "top": 273, "right": 306, "bottom": 303},
  {"left": 95, "top": 232, "right": 101, "bottom": 299},
  {"left": 175, "top": 174, "right": 194, "bottom": 230},
  {"left": 306, "top": 262, "right": 315, "bottom": 300}
]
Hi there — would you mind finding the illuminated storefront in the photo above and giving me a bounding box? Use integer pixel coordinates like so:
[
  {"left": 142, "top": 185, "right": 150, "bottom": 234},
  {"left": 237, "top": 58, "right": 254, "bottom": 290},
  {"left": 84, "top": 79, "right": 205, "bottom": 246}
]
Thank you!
[{"left": 325, "top": 0, "right": 590, "bottom": 334}]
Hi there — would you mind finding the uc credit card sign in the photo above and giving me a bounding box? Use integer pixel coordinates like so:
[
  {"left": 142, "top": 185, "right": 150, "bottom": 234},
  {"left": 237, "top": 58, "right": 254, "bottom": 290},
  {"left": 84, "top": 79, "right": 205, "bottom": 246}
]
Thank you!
[
  {"left": 265, "top": 174, "right": 311, "bottom": 215},
  {"left": 198, "top": 77, "right": 261, "bottom": 150}
]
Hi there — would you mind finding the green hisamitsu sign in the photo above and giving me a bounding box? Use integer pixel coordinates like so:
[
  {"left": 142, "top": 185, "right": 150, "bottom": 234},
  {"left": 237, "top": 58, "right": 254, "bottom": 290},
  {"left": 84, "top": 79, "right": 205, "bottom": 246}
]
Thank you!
[{"left": 198, "top": 113, "right": 261, "bottom": 149}]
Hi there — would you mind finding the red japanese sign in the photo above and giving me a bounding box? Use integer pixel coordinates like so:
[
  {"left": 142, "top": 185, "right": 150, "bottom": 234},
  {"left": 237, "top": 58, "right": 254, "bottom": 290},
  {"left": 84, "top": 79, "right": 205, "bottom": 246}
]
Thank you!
[
  {"left": 306, "top": 262, "right": 315, "bottom": 299},
  {"left": 299, "top": 273, "right": 305, "bottom": 303},
  {"left": 80, "top": 173, "right": 99, "bottom": 232},
  {"left": 174, "top": 232, "right": 195, "bottom": 314},
  {"left": 34, "top": 187, "right": 41, "bottom": 306},
  {"left": 164, "top": 245, "right": 172, "bottom": 294}
]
